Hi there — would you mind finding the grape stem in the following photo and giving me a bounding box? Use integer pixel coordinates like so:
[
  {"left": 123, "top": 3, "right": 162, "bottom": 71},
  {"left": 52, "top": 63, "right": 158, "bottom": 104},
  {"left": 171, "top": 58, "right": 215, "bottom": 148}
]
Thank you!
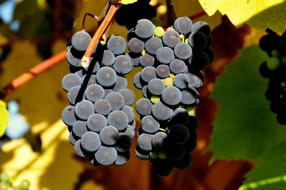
[
  {"left": 81, "top": 2, "right": 121, "bottom": 69},
  {"left": 166, "top": 0, "right": 177, "bottom": 27}
]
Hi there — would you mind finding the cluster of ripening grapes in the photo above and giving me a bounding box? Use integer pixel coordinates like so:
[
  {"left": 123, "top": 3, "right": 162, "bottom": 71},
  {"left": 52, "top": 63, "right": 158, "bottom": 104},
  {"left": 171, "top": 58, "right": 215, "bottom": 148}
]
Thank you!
[
  {"left": 61, "top": 16, "right": 213, "bottom": 175},
  {"left": 259, "top": 30, "right": 286, "bottom": 125},
  {"left": 128, "top": 18, "right": 213, "bottom": 175},
  {"left": 62, "top": 32, "right": 136, "bottom": 166}
]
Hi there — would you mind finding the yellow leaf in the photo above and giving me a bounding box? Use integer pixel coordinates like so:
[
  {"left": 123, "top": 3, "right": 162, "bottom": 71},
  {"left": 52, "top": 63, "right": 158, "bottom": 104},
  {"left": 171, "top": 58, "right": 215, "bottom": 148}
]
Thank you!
[
  {"left": 198, "top": 0, "right": 284, "bottom": 28},
  {"left": 0, "top": 100, "right": 9, "bottom": 137}
]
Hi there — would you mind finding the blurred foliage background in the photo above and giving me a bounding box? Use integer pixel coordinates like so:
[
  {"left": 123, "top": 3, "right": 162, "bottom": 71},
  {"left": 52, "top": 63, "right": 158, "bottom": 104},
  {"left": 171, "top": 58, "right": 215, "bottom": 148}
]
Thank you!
[{"left": 0, "top": 0, "right": 284, "bottom": 189}]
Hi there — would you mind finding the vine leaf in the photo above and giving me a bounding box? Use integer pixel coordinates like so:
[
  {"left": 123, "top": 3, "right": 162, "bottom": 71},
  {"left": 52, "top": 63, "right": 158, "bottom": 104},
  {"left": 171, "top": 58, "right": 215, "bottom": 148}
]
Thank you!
[
  {"left": 198, "top": 0, "right": 286, "bottom": 32},
  {"left": 121, "top": 0, "right": 137, "bottom": 4},
  {"left": 0, "top": 100, "right": 9, "bottom": 137},
  {"left": 240, "top": 141, "right": 286, "bottom": 190},
  {"left": 210, "top": 45, "right": 286, "bottom": 160}
]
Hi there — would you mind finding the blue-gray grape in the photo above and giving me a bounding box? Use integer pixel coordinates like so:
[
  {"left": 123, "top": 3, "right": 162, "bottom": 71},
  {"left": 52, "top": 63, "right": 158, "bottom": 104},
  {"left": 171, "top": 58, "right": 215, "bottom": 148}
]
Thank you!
[
  {"left": 140, "top": 66, "right": 157, "bottom": 83},
  {"left": 137, "top": 133, "right": 153, "bottom": 151},
  {"left": 151, "top": 132, "right": 167, "bottom": 150},
  {"left": 133, "top": 72, "right": 143, "bottom": 89},
  {"left": 75, "top": 100, "right": 94, "bottom": 120},
  {"left": 141, "top": 115, "right": 160, "bottom": 134},
  {"left": 72, "top": 121, "right": 88, "bottom": 138},
  {"left": 128, "top": 37, "right": 144, "bottom": 53},
  {"left": 162, "top": 86, "right": 182, "bottom": 106},
  {"left": 94, "top": 99, "right": 112, "bottom": 115},
  {"left": 80, "top": 131, "right": 101, "bottom": 152},
  {"left": 140, "top": 54, "right": 155, "bottom": 67},
  {"left": 174, "top": 16, "right": 192, "bottom": 34},
  {"left": 96, "top": 67, "right": 117, "bottom": 87},
  {"left": 135, "top": 19, "right": 154, "bottom": 39},
  {"left": 101, "top": 50, "right": 115, "bottom": 66},
  {"left": 74, "top": 140, "right": 85, "bottom": 157},
  {"left": 107, "top": 110, "right": 129, "bottom": 131},
  {"left": 181, "top": 90, "right": 197, "bottom": 105},
  {"left": 62, "top": 73, "right": 81, "bottom": 92},
  {"left": 170, "top": 59, "right": 187, "bottom": 74},
  {"left": 136, "top": 98, "right": 153, "bottom": 116},
  {"left": 113, "top": 76, "right": 128, "bottom": 92},
  {"left": 162, "top": 30, "right": 181, "bottom": 48},
  {"left": 71, "top": 30, "right": 91, "bottom": 52},
  {"left": 67, "top": 86, "right": 80, "bottom": 105},
  {"left": 107, "top": 35, "right": 126, "bottom": 55},
  {"left": 85, "top": 84, "right": 105, "bottom": 102},
  {"left": 115, "top": 152, "right": 130, "bottom": 165},
  {"left": 94, "top": 146, "right": 117, "bottom": 166},
  {"left": 152, "top": 102, "right": 172, "bottom": 121},
  {"left": 99, "top": 125, "right": 119, "bottom": 146},
  {"left": 173, "top": 73, "right": 189, "bottom": 89},
  {"left": 119, "top": 89, "right": 135, "bottom": 106},
  {"left": 105, "top": 92, "right": 125, "bottom": 111},
  {"left": 145, "top": 37, "right": 163, "bottom": 55},
  {"left": 121, "top": 105, "right": 135, "bottom": 123},
  {"left": 113, "top": 55, "right": 132, "bottom": 74},
  {"left": 156, "top": 47, "right": 174, "bottom": 64},
  {"left": 147, "top": 78, "right": 165, "bottom": 96},
  {"left": 174, "top": 42, "right": 192, "bottom": 60},
  {"left": 156, "top": 64, "right": 170, "bottom": 78},
  {"left": 87, "top": 113, "right": 107, "bottom": 132}
]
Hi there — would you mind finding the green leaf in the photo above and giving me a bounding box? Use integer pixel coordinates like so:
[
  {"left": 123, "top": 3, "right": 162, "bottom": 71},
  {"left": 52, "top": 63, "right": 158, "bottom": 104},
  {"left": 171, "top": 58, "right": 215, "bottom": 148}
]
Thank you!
[
  {"left": 240, "top": 141, "right": 286, "bottom": 190},
  {"left": 0, "top": 100, "right": 9, "bottom": 137},
  {"left": 210, "top": 45, "right": 286, "bottom": 160}
]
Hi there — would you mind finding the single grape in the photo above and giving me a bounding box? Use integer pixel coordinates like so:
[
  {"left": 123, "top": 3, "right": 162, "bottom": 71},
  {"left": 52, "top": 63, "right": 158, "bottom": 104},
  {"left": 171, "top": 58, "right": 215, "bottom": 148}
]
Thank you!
[
  {"left": 115, "top": 133, "right": 133, "bottom": 153},
  {"left": 181, "top": 90, "right": 197, "bottom": 105},
  {"left": 113, "top": 55, "right": 133, "bottom": 74},
  {"left": 101, "top": 50, "right": 115, "bottom": 66},
  {"left": 156, "top": 47, "right": 175, "bottom": 64},
  {"left": 133, "top": 72, "right": 143, "bottom": 89},
  {"left": 107, "top": 110, "right": 129, "bottom": 131},
  {"left": 168, "top": 124, "right": 190, "bottom": 145},
  {"left": 151, "top": 131, "right": 167, "bottom": 150},
  {"left": 162, "top": 86, "right": 182, "bottom": 106},
  {"left": 140, "top": 66, "right": 157, "bottom": 83},
  {"left": 75, "top": 100, "right": 94, "bottom": 120},
  {"left": 174, "top": 42, "right": 192, "bottom": 60},
  {"left": 145, "top": 37, "right": 163, "bottom": 55},
  {"left": 62, "top": 106, "right": 77, "bottom": 127},
  {"left": 140, "top": 54, "right": 155, "bottom": 67},
  {"left": 174, "top": 73, "right": 189, "bottom": 89},
  {"left": 122, "top": 105, "right": 135, "bottom": 123},
  {"left": 67, "top": 86, "right": 80, "bottom": 105},
  {"left": 107, "top": 35, "right": 126, "bottom": 55},
  {"left": 113, "top": 76, "right": 128, "bottom": 91},
  {"left": 191, "top": 21, "right": 211, "bottom": 36},
  {"left": 152, "top": 102, "right": 172, "bottom": 121},
  {"left": 72, "top": 121, "right": 88, "bottom": 138},
  {"left": 66, "top": 49, "right": 80, "bottom": 67},
  {"left": 81, "top": 74, "right": 97, "bottom": 86},
  {"left": 81, "top": 131, "right": 101, "bottom": 152},
  {"left": 131, "top": 57, "right": 141, "bottom": 67},
  {"left": 105, "top": 92, "right": 125, "bottom": 110},
  {"left": 99, "top": 125, "right": 119, "bottom": 146},
  {"left": 74, "top": 140, "right": 84, "bottom": 157},
  {"left": 62, "top": 73, "right": 81, "bottom": 92},
  {"left": 186, "top": 73, "right": 203, "bottom": 88},
  {"left": 96, "top": 67, "right": 117, "bottom": 87},
  {"left": 188, "top": 32, "right": 208, "bottom": 50},
  {"left": 135, "top": 19, "right": 154, "bottom": 39},
  {"left": 71, "top": 30, "right": 91, "bottom": 52},
  {"left": 174, "top": 16, "right": 192, "bottom": 34},
  {"left": 87, "top": 113, "right": 107, "bottom": 132},
  {"left": 136, "top": 98, "right": 153, "bottom": 116},
  {"left": 85, "top": 84, "right": 105, "bottom": 103},
  {"left": 128, "top": 37, "right": 144, "bottom": 53},
  {"left": 94, "top": 99, "right": 112, "bottom": 115},
  {"left": 156, "top": 64, "right": 170, "bottom": 78},
  {"left": 170, "top": 59, "right": 187, "bottom": 74},
  {"left": 141, "top": 115, "right": 160, "bottom": 134},
  {"left": 142, "top": 85, "right": 149, "bottom": 98},
  {"left": 137, "top": 133, "right": 153, "bottom": 151},
  {"left": 119, "top": 89, "right": 135, "bottom": 106},
  {"left": 94, "top": 146, "right": 117, "bottom": 166},
  {"left": 162, "top": 30, "right": 181, "bottom": 48},
  {"left": 147, "top": 78, "right": 165, "bottom": 96}
]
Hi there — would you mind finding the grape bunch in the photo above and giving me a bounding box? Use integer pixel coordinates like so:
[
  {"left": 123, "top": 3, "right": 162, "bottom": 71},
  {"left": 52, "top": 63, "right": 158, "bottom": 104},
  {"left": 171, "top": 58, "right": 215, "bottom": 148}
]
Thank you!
[
  {"left": 128, "top": 17, "right": 213, "bottom": 175},
  {"left": 259, "top": 29, "right": 286, "bottom": 125},
  {"left": 61, "top": 30, "right": 136, "bottom": 166}
]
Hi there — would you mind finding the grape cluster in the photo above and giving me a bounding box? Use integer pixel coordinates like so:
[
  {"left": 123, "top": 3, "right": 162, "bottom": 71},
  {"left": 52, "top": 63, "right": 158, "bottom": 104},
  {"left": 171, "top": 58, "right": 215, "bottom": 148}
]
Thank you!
[
  {"left": 259, "top": 30, "right": 286, "bottom": 125},
  {"left": 129, "top": 17, "right": 213, "bottom": 175},
  {"left": 62, "top": 30, "right": 136, "bottom": 166}
]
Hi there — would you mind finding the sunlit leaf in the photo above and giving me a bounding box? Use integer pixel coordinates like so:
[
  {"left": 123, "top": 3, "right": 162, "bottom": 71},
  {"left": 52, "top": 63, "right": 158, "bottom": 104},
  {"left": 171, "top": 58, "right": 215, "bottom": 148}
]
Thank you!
[
  {"left": 0, "top": 100, "right": 9, "bottom": 137},
  {"left": 120, "top": 0, "right": 137, "bottom": 5},
  {"left": 198, "top": 0, "right": 286, "bottom": 32}
]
